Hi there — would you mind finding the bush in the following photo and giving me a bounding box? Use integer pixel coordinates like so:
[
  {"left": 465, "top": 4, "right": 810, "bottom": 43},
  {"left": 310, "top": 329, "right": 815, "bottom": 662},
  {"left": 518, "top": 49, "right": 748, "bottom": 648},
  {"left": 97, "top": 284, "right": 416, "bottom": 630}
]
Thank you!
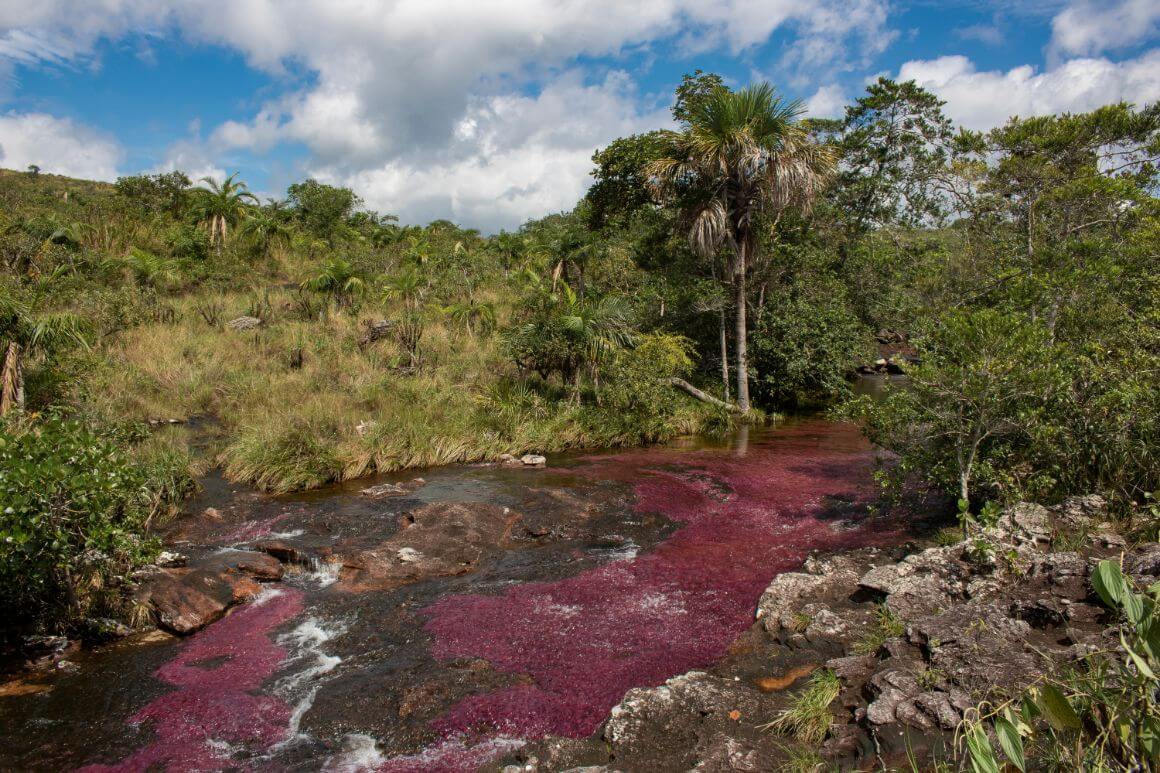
[
  {"left": 602, "top": 334, "right": 692, "bottom": 417},
  {"left": 0, "top": 417, "right": 166, "bottom": 631},
  {"left": 750, "top": 285, "right": 872, "bottom": 409}
]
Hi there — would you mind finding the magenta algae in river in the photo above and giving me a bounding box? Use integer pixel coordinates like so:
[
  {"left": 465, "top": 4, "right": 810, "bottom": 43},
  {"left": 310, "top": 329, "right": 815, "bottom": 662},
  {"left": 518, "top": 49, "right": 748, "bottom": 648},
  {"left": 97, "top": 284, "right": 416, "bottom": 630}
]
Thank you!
[
  {"left": 420, "top": 421, "right": 898, "bottom": 741},
  {"left": 80, "top": 587, "right": 304, "bottom": 772}
]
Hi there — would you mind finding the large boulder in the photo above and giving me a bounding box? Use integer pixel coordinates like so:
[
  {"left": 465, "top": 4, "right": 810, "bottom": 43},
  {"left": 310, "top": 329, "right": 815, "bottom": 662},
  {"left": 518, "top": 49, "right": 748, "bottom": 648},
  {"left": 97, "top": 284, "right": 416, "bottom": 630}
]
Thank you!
[
  {"left": 604, "top": 671, "right": 780, "bottom": 772},
  {"left": 137, "top": 549, "right": 283, "bottom": 634}
]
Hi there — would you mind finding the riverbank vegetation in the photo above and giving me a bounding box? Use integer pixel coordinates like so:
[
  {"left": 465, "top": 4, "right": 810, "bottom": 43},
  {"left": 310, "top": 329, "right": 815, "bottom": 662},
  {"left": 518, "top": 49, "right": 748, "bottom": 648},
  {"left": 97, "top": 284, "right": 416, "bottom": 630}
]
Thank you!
[{"left": 1, "top": 73, "right": 1157, "bottom": 640}]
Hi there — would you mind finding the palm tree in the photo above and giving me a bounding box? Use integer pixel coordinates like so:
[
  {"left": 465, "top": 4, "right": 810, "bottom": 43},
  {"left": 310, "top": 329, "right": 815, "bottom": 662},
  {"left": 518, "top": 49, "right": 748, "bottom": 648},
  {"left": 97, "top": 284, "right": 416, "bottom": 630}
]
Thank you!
[
  {"left": 240, "top": 208, "right": 292, "bottom": 258},
  {"left": 443, "top": 295, "right": 497, "bottom": 338},
  {"left": 190, "top": 173, "right": 258, "bottom": 250},
  {"left": 381, "top": 265, "right": 428, "bottom": 366},
  {"left": 0, "top": 292, "right": 89, "bottom": 415},
  {"left": 648, "top": 83, "right": 835, "bottom": 412},
  {"left": 302, "top": 258, "right": 366, "bottom": 313}
]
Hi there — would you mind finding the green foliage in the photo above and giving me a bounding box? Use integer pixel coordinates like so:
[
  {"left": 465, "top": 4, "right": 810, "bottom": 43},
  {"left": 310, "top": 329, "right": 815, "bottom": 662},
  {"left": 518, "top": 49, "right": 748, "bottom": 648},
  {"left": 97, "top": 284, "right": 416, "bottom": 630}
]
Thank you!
[
  {"left": 761, "top": 668, "right": 841, "bottom": 744},
  {"left": 751, "top": 281, "right": 871, "bottom": 409},
  {"left": 0, "top": 417, "right": 183, "bottom": 630},
  {"left": 849, "top": 309, "right": 1065, "bottom": 508},
  {"left": 114, "top": 171, "right": 191, "bottom": 217},
  {"left": 833, "top": 77, "right": 954, "bottom": 231},
  {"left": 600, "top": 332, "right": 697, "bottom": 439},
  {"left": 962, "top": 559, "right": 1159, "bottom": 770},
  {"left": 286, "top": 179, "right": 361, "bottom": 243}
]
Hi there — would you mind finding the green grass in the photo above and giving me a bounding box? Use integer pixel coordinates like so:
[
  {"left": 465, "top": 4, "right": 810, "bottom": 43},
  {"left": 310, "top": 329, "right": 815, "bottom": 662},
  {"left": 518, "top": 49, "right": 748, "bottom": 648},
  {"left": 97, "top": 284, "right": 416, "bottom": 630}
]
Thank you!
[
  {"left": 760, "top": 668, "right": 841, "bottom": 745},
  {"left": 71, "top": 287, "right": 718, "bottom": 492},
  {"left": 853, "top": 603, "right": 906, "bottom": 655}
]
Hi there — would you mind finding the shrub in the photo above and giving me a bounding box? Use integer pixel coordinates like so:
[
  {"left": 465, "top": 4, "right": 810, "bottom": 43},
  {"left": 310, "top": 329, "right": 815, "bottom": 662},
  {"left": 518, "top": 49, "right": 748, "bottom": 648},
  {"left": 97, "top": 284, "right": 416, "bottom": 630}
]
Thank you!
[
  {"left": 0, "top": 417, "right": 165, "bottom": 631},
  {"left": 750, "top": 284, "right": 872, "bottom": 409}
]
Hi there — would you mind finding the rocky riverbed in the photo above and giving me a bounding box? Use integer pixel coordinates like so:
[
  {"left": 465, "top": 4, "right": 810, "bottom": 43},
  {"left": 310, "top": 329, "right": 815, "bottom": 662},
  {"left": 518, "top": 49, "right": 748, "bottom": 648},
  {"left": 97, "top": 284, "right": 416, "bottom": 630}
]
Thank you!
[{"left": 1, "top": 420, "right": 1151, "bottom": 771}]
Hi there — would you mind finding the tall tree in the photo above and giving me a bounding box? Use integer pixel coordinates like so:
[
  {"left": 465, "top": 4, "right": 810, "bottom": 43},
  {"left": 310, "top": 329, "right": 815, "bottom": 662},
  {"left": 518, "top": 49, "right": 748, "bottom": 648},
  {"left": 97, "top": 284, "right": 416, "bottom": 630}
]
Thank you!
[
  {"left": 835, "top": 77, "right": 954, "bottom": 232},
  {"left": 648, "top": 83, "right": 836, "bottom": 411}
]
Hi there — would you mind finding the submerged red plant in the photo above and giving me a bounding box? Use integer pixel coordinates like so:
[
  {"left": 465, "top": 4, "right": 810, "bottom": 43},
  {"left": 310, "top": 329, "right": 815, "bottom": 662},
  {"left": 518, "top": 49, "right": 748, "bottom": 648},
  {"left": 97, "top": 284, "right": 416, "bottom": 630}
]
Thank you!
[
  {"left": 423, "top": 421, "right": 897, "bottom": 740},
  {"left": 80, "top": 588, "right": 304, "bottom": 772}
]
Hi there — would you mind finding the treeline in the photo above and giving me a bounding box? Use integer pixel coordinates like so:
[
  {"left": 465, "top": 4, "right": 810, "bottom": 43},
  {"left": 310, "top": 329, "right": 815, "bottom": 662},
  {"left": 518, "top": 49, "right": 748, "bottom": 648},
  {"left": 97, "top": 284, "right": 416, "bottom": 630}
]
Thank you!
[{"left": 580, "top": 72, "right": 1159, "bottom": 515}]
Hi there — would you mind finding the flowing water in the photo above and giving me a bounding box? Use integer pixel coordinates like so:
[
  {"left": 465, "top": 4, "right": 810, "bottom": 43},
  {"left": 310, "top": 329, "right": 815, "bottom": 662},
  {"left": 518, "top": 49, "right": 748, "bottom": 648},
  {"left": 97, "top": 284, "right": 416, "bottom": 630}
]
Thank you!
[{"left": 0, "top": 416, "right": 915, "bottom": 771}]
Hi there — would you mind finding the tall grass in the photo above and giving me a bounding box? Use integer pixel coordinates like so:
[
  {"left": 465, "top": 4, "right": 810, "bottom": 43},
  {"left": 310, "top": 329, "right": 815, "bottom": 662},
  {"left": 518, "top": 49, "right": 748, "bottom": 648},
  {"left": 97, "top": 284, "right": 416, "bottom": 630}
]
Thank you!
[{"left": 74, "top": 287, "right": 718, "bottom": 492}]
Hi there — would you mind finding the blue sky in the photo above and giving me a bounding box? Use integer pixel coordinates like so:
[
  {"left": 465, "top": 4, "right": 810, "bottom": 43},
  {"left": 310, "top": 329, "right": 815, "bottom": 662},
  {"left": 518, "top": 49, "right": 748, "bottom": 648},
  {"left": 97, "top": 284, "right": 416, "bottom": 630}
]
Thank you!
[{"left": 1, "top": 0, "right": 1157, "bottom": 231}]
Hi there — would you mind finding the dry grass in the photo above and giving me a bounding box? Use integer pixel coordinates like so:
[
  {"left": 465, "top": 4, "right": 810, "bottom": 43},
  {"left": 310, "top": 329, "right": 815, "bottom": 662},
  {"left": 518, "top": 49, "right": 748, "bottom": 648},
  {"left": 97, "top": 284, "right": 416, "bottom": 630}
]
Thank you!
[{"left": 74, "top": 287, "right": 716, "bottom": 492}]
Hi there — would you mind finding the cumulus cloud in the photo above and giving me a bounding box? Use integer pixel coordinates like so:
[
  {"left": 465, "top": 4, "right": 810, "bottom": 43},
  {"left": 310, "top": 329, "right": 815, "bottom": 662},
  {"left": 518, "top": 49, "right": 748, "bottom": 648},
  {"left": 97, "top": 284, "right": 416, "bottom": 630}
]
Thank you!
[
  {"left": 897, "top": 51, "right": 1160, "bottom": 130},
  {"left": 0, "top": 111, "right": 122, "bottom": 179},
  {"left": 805, "top": 84, "right": 847, "bottom": 118},
  {"left": 319, "top": 71, "right": 671, "bottom": 230},
  {"left": 0, "top": 0, "right": 894, "bottom": 229},
  {"left": 1050, "top": 0, "right": 1160, "bottom": 59}
]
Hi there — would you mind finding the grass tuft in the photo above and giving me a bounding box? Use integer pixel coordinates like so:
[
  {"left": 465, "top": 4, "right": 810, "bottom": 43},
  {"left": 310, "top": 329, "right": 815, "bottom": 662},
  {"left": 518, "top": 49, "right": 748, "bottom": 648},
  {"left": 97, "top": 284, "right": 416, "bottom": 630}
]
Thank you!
[{"left": 760, "top": 668, "right": 841, "bottom": 745}]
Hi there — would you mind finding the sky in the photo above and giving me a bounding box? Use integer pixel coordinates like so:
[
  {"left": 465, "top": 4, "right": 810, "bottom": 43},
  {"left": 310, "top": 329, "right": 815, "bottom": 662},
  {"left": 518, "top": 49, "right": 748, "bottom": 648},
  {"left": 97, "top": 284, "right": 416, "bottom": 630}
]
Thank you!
[{"left": 0, "top": 0, "right": 1158, "bottom": 232}]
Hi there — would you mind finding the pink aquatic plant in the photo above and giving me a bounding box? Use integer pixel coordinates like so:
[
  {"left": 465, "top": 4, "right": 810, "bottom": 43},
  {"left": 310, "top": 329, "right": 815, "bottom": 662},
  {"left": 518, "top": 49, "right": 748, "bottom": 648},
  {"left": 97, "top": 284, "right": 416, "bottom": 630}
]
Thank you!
[
  {"left": 80, "top": 588, "right": 304, "bottom": 772},
  {"left": 423, "top": 420, "right": 897, "bottom": 740}
]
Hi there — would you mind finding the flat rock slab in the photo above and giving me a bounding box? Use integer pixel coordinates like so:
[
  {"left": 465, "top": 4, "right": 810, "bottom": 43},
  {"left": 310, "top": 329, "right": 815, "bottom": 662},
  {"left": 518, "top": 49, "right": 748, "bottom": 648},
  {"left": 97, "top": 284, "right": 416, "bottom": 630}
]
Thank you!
[
  {"left": 138, "top": 550, "right": 284, "bottom": 634},
  {"left": 360, "top": 478, "right": 426, "bottom": 499},
  {"left": 337, "top": 502, "right": 523, "bottom": 592}
]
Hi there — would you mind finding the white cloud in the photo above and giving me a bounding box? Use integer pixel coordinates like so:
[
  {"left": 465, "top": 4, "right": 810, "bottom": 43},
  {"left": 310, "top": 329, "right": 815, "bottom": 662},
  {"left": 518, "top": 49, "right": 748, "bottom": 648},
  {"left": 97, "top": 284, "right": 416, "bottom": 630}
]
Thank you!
[
  {"left": 319, "top": 71, "right": 671, "bottom": 230},
  {"left": 0, "top": 0, "right": 894, "bottom": 230},
  {"left": 805, "top": 84, "right": 847, "bottom": 118},
  {"left": 1050, "top": 0, "right": 1160, "bottom": 59},
  {"left": 897, "top": 51, "right": 1160, "bottom": 130},
  {"left": 0, "top": 111, "right": 122, "bottom": 179}
]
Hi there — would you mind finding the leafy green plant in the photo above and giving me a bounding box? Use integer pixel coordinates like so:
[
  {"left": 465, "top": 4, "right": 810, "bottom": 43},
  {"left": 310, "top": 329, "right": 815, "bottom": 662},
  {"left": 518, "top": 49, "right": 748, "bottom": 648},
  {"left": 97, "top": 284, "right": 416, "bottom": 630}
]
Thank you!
[
  {"left": 960, "top": 558, "right": 1159, "bottom": 771},
  {"left": 0, "top": 417, "right": 175, "bottom": 630}
]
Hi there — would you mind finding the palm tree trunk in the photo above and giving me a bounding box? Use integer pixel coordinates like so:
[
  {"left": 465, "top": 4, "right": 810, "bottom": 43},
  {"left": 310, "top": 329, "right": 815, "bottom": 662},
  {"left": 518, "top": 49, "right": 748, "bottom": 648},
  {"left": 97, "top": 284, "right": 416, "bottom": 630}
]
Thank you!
[
  {"left": 0, "top": 341, "right": 25, "bottom": 416},
  {"left": 734, "top": 267, "right": 750, "bottom": 412},
  {"left": 718, "top": 305, "right": 730, "bottom": 403}
]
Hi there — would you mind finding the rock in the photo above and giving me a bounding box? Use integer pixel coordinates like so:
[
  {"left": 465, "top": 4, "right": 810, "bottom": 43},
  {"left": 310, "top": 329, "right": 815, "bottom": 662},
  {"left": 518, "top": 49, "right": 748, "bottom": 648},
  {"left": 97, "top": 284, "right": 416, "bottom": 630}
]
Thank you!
[
  {"left": 858, "top": 546, "right": 968, "bottom": 618},
  {"left": 756, "top": 555, "right": 866, "bottom": 636},
  {"left": 202, "top": 507, "right": 223, "bottom": 520},
  {"left": 866, "top": 671, "right": 968, "bottom": 731},
  {"left": 520, "top": 454, "right": 547, "bottom": 467},
  {"left": 358, "top": 318, "right": 395, "bottom": 347},
  {"left": 256, "top": 540, "right": 309, "bottom": 565},
  {"left": 907, "top": 602, "right": 1042, "bottom": 692},
  {"left": 1054, "top": 494, "right": 1107, "bottom": 526},
  {"left": 142, "top": 570, "right": 233, "bottom": 634},
  {"left": 337, "top": 502, "right": 522, "bottom": 592},
  {"left": 995, "top": 503, "right": 1053, "bottom": 545},
  {"left": 138, "top": 552, "right": 278, "bottom": 635},
  {"left": 360, "top": 478, "right": 426, "bottom": 499},
  {"left": 1127, "top": 543, "right": 1160, "bottom": 582},
  {"left": 226, "top": 315, "right": 262, "bottom": 331},
  {"left": 825, "top": 654, "right": 876, "bottom": 683},
  {"left": 156, "top": 550, "right": 187, "bottom": 568},
  {"left": 604, "top": 671, "right": 778, "bottom": 771},
  {"left": 225, "top": 550, "right": 285, "bottom": 580}
]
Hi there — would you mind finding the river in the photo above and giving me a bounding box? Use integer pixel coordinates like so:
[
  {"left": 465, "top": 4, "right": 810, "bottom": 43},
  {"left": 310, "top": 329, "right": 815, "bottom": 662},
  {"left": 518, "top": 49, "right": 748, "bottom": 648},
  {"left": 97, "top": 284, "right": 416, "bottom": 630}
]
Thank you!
[{"left": 0, "top": 415, "right": 914, "bottom": 771}]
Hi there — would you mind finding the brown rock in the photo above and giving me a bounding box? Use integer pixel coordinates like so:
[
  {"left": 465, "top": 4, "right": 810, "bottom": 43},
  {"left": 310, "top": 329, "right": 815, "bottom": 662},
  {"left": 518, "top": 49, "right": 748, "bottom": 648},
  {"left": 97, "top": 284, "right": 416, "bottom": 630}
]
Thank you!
[{"left": 337, "top": 502, "right": 523, "bottom": 592}]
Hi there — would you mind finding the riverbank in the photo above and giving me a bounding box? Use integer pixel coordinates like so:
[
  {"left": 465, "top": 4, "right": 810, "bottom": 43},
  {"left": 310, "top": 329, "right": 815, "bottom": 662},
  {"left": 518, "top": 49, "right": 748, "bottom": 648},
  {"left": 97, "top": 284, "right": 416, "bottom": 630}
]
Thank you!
[{"left": 504, "top": 495, "right": 1157, "bottom": 771}]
